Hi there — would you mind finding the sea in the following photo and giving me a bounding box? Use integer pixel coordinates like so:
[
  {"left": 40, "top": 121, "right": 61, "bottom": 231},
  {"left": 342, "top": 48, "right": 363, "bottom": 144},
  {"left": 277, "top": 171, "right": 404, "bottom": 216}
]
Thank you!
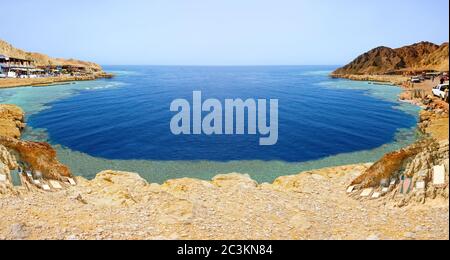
[{"left": 0, "top": 66, "right": 420, "bottom": 183}]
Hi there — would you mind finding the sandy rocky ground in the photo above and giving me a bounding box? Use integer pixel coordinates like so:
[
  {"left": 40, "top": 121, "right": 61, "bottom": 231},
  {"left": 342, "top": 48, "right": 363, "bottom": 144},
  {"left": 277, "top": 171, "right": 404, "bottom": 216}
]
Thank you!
[
  {"left": 0, "top": 78, "right": 449, "bottom": 240},
  {"left": 0, "top": 165, "right": 448, "bottom": 240}
]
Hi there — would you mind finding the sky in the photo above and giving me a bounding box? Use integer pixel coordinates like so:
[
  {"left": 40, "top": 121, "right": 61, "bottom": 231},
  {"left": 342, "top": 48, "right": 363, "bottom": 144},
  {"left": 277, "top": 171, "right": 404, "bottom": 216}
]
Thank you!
[{"left": 1, "top": 0, "right": 449, "bottom": 65}]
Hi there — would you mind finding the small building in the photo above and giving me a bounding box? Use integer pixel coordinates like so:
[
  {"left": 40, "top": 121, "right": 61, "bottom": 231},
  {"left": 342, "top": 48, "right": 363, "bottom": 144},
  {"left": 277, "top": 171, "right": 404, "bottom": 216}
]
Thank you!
[
  {"left": 62, "top": 65, "right": 89, "bottom": 75},
  {"left": 0, "top": 54, "right": 36, "bottom": 78}
]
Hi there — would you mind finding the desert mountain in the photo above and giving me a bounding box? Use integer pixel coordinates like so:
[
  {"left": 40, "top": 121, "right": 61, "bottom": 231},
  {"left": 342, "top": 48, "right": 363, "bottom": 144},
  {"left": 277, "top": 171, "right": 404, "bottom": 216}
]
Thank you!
[
  {"left": 0, "top": 39, "right": 102, "bottom": 72},
  {"left": 333, "top": 41, "right": 449, "bottom": 75}
]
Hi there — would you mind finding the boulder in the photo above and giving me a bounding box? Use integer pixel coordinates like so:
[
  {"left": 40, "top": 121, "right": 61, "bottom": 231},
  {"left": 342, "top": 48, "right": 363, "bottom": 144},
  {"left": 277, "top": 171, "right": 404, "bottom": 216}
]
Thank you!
[{"left": 0, "top": 136, "right": 71, "bottom": 181}]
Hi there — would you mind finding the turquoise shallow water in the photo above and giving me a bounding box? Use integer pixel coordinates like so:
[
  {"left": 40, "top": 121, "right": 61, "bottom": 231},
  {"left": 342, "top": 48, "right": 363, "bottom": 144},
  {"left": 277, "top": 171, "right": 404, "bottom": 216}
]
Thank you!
[{"left": 0, "top": 66, "right": 420, "bottom": 183}]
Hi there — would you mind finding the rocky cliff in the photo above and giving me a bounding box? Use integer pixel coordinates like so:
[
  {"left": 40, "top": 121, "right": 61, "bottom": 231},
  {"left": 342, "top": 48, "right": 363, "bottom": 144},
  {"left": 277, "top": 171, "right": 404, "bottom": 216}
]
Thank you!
[
  {"left": 333, "top": 41, "right": 449, "bottom": 75},
  {"left": 0, "top": 102, "right": 448, "bottom": 239},
  {"left": 0, "top": 104, "right": 25, "bottom": 138},
  {"left": 0, "top": 104, "right": 72, "bottom": 190},
  {"left": 0, "top": 136, "right": 72, "bottom": 181},
  {"left": 0, "top": 39, "right": 103, "bottom": 73}
]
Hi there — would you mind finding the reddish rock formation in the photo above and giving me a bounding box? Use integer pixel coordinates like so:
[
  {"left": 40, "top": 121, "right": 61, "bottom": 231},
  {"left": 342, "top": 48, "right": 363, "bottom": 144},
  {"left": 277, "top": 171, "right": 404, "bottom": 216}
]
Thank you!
[
  {"left": 333, "top": 41, "right": 449, "bottom": 75},
  {"left": 350, "top": 140, "right": 429, "bottom": 189},
  {"left": 0, "top": 103, "right": 72, "bottom": 183},
  {"left": 0, "top": 105, "right": 25, "bottom": 138},
  {"left": 0, "top": 136, "right": 72, "bottom": 180},
  {"left": 349, "top": 138, "right": 449, "bottom": 206}
]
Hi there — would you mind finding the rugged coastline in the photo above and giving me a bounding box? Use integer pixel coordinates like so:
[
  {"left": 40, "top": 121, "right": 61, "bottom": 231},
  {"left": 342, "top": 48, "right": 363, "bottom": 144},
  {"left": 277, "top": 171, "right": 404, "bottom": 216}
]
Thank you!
[
  {"left": 0, "top": 84, "right": 448, "bottom": 239},
  {"left": 0, "top": 40, "right": 449, "bottom": 240}
]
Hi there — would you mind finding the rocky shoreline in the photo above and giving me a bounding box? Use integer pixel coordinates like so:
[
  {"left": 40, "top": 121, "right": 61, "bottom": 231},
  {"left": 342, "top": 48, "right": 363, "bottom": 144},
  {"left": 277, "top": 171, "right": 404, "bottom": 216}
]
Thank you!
[
  {"left": 0, "top": 77, "right": 448, "bottom": 239},
  {"left": 0, "top": 42, "right": 449, "bottom": 238}
]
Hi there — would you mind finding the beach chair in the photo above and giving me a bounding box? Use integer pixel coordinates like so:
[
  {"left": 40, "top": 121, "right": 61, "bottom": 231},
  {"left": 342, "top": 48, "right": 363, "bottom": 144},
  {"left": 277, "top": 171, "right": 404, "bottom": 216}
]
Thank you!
[
  {"left": 0, "top": 174, "right": 6, "bottom": 182},
  {"left": 67, "top": 178, "right": 76, "bottom": 186}
]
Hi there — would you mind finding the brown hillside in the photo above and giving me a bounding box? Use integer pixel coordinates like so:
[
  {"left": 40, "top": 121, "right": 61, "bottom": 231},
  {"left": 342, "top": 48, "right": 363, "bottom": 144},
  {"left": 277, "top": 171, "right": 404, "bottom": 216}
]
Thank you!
[{"left": 333, "top": 41, "right": 449, "bottom": 75}]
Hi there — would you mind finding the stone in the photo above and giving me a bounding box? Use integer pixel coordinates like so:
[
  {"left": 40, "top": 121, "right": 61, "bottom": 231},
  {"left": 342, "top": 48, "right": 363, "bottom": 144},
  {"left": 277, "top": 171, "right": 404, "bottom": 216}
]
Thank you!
[
  {"left": 0, "top": 104, "right": 25, "bottom": 138},
  {"left": 382, "top": 187, "right": 389, "bottom": 193},
  {"left": 33, "top": 180, "right": 41, "bottom": 185},
  {"left": 404, "top": 232, "right": 415, "bottom": 239},
  {"left": 415, "top": 181, "right": 426, "bottom": 190},
  {"left": 366, "top": 234, "right": 380, "bottom": 240},
  {"left": 311, "top": 174, "right": 325, "bottom": 181},
  {"left": 9, "top": 223, "right": 29, "bottom": 240},
  {"left": 433, "top": 165, "right": 446, "bottom": 185},
  {"left": 66, "top": 235, "right": 79, "bottom": 240},
  {"left": 350, "top": 140, "right": 430, "bottom": 189},
  {"left": 346, "top": 186, "right": 355, "bottom": 193},
  {"left": 372, "top": 192, "right": 381, "bottom": 199},
  {"left": 360, "top": 188, "right": 373, "bottom": 197},
  {"left": 68, "top": 178, "right": 76, "bottom": 185},
  {"left": 380, "top": 179, "right": 389, "bottom": 187},
  {"left": 0, "top": 136, "right": 72, "bottom": 180},
  {"left": 49, "top": 180, "right": 62, "bottom": 189},
  {"left": 42, "top": 184, "right": 51, "bottom": 191}
]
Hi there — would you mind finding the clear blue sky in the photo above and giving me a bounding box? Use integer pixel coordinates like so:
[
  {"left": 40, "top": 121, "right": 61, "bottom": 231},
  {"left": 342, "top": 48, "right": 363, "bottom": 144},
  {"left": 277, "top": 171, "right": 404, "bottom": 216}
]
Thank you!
[{"left": 1, "top": 0, "right": 449, "bottom": 65}]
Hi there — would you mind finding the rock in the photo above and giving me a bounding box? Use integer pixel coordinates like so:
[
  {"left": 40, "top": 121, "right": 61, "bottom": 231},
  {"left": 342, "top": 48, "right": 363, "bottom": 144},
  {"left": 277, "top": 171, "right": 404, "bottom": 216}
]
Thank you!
[
  {"left": 289, "top": 214, "right": 312, "bottom": 232},
  {"left": 0, "top": 104, "right": 25, "bottom": 138},
  {"left": 79, "top": 171, "right": 148, "bottom": 206},
  {"left": 0, "top": 145, "right": 17, "bottom": 194},
  {"left": 9, "top": 223, "right": 29, "bottom": 240},
  {"left": 332, "top": 42, "right": 449, "bottom": 75},
  {"left": 311, "top": 174, "right": 325, "bottom": 181},
  {"left": 212, "top": 173, "right": 258, "bottom": 188},
  {"left": 66, "top": 235, "right": 79, "bottom": 240},
  {"left": 350, "top": 139, "right": 449, "bottom": 206},
  {"left": 0, "top": 136, "right": 72, "bottom": 180},
  {"left": 403, "top": 232, "right": 415, "bottom": 239},
  {"left": 351, "top": 140, "right": 429, "bottom": 189},
  {"left": 366, "top": 234, "right": 380, "bottom": 240}
]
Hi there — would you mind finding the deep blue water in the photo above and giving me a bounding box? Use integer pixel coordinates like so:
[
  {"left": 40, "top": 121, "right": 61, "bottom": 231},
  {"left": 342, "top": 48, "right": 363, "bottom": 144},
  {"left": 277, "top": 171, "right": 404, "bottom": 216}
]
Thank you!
[{"left": 28, "top": 66, "right": 418, "bottom": 162}]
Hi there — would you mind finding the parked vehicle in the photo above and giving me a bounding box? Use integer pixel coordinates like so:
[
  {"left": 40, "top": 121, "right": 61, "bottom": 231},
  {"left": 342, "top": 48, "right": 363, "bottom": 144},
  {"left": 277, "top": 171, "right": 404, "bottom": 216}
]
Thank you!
[
  {"left": 432, "top": 83, "right": 449, "bottom": 100},
  {"left": 411, "top": 76, "right": 421, "bottom": 83},
  {"left": 0, "top": 73, "right": 6, "bottom": 78}
]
